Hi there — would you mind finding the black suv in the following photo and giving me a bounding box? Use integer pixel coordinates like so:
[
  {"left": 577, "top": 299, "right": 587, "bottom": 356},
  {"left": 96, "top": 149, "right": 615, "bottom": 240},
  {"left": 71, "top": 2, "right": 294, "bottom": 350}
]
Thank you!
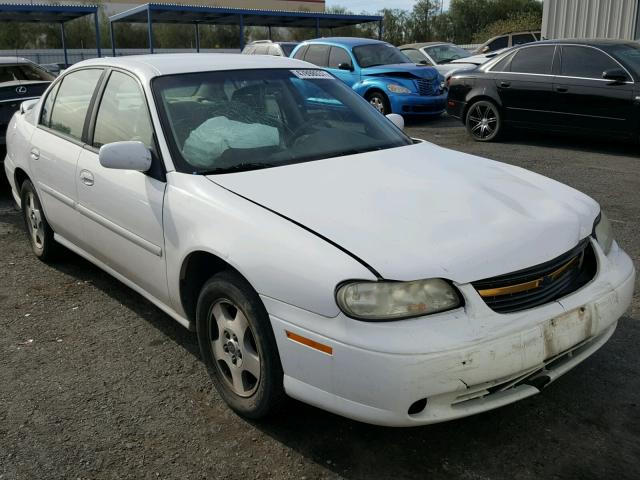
[{"left": 447, "top": 40, "right": 640, "bottom": 142}]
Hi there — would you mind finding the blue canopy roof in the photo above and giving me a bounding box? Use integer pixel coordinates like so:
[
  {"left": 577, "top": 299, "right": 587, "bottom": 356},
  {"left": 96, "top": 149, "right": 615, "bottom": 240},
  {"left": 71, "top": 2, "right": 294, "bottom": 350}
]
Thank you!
[{"left": 0, "top": 3, "right": 98, "bottom": 23}]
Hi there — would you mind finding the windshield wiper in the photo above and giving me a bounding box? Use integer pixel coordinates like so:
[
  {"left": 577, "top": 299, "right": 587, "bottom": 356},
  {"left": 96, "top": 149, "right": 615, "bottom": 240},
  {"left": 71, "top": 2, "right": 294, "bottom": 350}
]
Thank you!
[{"left": 198, "top": 162, "right": 275, "bottom": 175}]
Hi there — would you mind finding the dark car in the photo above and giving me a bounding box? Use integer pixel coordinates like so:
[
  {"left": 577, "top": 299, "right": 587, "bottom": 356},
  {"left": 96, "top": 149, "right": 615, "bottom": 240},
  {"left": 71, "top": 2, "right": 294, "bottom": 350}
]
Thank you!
[
  {"left": 473, "top": 31, "right": 541, "bottom": 54},
  {"left": 1, "top": 57, "right": 53, "bottom": 148},
  {"left": 447, "top": 40, "right": 640, "bottom": 142}
]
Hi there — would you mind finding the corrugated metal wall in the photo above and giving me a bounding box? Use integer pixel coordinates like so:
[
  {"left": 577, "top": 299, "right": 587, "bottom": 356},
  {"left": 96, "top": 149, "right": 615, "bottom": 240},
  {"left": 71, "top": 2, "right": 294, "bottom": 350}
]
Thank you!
[{"left": 542, "top": 0, "right": 639, "bottom": 40}]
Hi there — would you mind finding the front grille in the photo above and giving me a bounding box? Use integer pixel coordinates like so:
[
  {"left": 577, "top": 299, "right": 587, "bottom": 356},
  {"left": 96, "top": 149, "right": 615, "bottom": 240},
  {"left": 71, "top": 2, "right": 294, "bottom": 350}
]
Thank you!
[
  {"left": 415, "top": 78, "right": 437, "bottom": 96},
  {"left": 472, "top": 238, "right": 596, "bottom": 313}
]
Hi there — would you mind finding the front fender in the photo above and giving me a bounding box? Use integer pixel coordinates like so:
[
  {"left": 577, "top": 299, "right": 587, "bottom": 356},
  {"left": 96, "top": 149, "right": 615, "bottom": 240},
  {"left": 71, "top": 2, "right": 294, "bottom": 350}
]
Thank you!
[
  {"left": 352, "top": 77, "right": 415, "bottom": 98},
  {"left": 163, "top": 173, "right": 377, "bottom": 319}
]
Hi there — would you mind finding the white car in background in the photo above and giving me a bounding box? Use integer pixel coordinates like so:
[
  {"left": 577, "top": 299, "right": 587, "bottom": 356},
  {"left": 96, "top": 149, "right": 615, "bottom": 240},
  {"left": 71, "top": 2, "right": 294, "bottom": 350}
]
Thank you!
[{"left": 4, "top": 54, "right": 635, "bottom": 427}]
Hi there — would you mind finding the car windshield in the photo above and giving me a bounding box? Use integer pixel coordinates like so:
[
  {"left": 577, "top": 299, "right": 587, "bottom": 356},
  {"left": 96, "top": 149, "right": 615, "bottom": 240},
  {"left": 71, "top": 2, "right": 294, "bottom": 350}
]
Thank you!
[
  {"left": 0, "top": 63, "right": 54, "bottom": 83},
  {"left": 425, "top": 44, "right": 471, "bottom": 64},
  {"left": 280, "top": 44, "right": 297, "bottom": 57},
  {"left": 607, "top": 44, "right": 640, "bottom": 78},
  {"left": 153, "top": 68, "right": 412, "bottom": 174},
  {"left": 353, "top": 44, "right": 412, "bottom": 68}
]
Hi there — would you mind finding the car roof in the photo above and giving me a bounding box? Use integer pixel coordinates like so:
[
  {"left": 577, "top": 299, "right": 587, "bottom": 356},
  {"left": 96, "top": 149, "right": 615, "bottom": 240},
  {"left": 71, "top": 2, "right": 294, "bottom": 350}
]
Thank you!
[
  {"left": 64, "top": 53, "right": 312, "bottom": 82},
  {"left": 301, "top": 37, "right": 387, "bottom": 48},
  {"left": 0, "top": 56, "right": 32, "bottom": 65},
  {"left": 532, "top": 38, "right": 639, "bottom": 48},
  {"left": 399, "top": 42, "right": 451, "bottom": 49}
]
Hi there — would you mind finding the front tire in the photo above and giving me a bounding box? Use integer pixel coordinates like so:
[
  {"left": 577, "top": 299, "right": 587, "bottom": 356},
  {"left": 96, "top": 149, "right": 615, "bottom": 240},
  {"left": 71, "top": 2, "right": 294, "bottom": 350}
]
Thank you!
[
  {"left": 20, "top": 179, "right": 58, "bottom": 261},
  {"left": 196, "top": 271, "right": 285, "bottom": 419},
  {"left": 366, "top": 91, "right": 391, "bottom": 115},
  {"left": 465, "top": 100, "right": 502, "bottom": 142}
]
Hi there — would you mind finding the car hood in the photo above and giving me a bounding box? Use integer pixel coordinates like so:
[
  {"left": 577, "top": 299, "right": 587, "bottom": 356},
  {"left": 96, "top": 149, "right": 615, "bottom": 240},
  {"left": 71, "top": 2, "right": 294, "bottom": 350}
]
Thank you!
[
  {"left": 208, "top": 142, "right": 599, "bottom": 283},
  {"left": 361, "top": 63, "right": 440, "bottom": 80}
]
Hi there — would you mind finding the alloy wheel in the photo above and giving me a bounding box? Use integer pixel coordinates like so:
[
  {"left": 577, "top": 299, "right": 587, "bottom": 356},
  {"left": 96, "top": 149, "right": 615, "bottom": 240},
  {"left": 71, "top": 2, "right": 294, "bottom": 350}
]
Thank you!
[
  {"left": 209, "top": 299, "right": 261, "bottom": 397},
  {"left": 468, "top": 103, "right": 498, "bottom": 140},
  {"left": 369, "top": 96, "right": 385, "bottom": 113},
  {"left": 24, "top": 191, "right": 44, "bottom": 250}
]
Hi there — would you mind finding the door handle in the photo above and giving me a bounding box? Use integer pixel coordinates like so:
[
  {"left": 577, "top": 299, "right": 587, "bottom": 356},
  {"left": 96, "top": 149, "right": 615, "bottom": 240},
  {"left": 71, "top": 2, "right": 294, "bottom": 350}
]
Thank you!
[
  {"left": 79, "top": 169, "right": 94, "bottom": 186},
  {"left": 499, "top": 81, "right": 511, "bottom": 88},
  {"left": 555, "top": 86, "right": 569, "bottom": 93},
  {"left": 29, "top": 148, "right": 39, "bottom": 161}
]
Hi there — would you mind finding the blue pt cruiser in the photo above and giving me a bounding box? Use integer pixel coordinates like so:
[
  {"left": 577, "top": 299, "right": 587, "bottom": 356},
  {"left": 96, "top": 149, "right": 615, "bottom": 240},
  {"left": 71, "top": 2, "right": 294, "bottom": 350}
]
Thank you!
[{"left": 291, "top": 37, "right": 447, "bottom": 116}]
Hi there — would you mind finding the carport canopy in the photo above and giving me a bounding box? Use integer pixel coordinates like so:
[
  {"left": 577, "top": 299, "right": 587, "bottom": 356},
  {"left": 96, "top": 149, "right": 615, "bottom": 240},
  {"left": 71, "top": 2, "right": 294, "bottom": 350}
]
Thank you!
[
  {"left": 0, "top": 3, "right": 101, "bottom": 66},
  {"left": 108, "top": 2, "right": 383, "bottom": 54}
]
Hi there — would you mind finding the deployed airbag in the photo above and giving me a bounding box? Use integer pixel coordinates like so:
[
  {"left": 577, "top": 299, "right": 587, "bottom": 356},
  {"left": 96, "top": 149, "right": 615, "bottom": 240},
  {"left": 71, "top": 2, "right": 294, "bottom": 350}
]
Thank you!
[{"left": 182, "top": 116, "right": 280, "bottom": 168}]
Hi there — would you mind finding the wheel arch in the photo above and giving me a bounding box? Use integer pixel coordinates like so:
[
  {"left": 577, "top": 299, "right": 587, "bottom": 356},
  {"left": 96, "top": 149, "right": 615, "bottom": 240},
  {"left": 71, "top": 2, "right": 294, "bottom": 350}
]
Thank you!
[{"left": 179, "top": 249, "right": 255, "bottom": 324}]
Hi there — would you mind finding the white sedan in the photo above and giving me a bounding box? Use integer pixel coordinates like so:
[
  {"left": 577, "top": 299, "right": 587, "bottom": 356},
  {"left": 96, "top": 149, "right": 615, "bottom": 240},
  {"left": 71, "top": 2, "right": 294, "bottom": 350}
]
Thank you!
[{"left": 4, "top": 54, "right": 635, "bottom": 427}]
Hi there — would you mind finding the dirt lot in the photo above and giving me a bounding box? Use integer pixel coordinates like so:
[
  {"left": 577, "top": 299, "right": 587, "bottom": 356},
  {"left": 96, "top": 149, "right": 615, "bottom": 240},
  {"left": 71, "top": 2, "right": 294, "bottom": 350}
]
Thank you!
[{"left": 1, "top": 117, "right": 639, "bottom": 480}]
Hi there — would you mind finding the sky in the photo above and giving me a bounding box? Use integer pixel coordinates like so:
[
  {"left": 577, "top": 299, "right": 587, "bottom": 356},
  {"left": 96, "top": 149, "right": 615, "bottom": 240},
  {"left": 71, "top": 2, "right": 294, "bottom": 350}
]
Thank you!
[{"left": 326, "top": 0, "right": 451, "bottom": 14}]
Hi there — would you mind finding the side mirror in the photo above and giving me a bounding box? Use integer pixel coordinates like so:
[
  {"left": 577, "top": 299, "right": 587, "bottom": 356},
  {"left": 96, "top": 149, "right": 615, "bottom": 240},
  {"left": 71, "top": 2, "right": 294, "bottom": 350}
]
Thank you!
[
  {"left": 386, "top": 113, "right": 404, "bottom": 131},
  {"left": 602, "top": 68, "right": 628, "bottom": 83},
  {"left": 338, "top": 62, "right": 354, "bottom": 71},
  {"left": 99, "top": 141, "right": 152, "bottom": 172}
]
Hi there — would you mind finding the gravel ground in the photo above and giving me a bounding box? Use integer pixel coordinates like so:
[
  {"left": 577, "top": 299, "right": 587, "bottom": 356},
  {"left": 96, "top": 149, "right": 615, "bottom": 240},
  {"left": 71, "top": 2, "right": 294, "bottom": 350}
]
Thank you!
[{"left": 1, "top": 117, "right": 638, "bottom": 480}]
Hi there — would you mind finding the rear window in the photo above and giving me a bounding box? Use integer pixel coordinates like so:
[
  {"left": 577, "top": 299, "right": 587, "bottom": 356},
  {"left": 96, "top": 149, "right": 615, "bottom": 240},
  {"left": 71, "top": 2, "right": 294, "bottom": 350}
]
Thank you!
[
  {"left": 509, "top": 46, "right": 555, "bottom": 74},
  {"left": 0, "top": 63, "right": 54, "bottom": 83},
  {"left": 304, "top": 45, "right": 330, "bottom": 67}
]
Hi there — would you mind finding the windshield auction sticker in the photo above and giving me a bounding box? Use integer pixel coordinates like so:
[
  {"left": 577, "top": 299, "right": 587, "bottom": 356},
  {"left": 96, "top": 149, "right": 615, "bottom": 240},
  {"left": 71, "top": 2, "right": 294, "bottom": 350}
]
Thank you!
[{"left": 291, "top": 70, "right": 334, "bottom": 80}]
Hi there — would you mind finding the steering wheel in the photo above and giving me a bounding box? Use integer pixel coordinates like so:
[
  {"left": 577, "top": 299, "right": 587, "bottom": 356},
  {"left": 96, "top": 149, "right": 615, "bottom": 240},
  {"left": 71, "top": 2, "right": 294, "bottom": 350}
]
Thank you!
[{"left": 287, "top": 120, "right": 331, "bottom": 146}]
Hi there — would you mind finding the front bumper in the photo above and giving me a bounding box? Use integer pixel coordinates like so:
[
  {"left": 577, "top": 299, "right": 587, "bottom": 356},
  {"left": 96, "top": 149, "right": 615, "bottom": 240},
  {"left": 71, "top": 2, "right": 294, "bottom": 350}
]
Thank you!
[
  {"left": 264, "top": 240, "right": 635, "bottom": 427},
  {"left": 446, "top": 98, "right": 467, "bottom": 121},
  {"left": 389, "top": 92, "right": 448, "bottom": 116}
]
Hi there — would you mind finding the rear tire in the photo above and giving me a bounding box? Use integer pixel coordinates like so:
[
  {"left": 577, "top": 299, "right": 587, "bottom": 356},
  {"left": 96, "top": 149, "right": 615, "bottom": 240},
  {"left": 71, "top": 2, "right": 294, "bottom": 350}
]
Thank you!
[
  {"left": 196, "top": 270, "right": 286, "bottom": 419},
  {"left": 465, "top": 100, "right": 502, "bottom": 142},
  {"left": 20, "top": 180, "right": 58, "bottom": 261},
  {"left": 366, "top": 91, "right": 391, "bottom": 115}
]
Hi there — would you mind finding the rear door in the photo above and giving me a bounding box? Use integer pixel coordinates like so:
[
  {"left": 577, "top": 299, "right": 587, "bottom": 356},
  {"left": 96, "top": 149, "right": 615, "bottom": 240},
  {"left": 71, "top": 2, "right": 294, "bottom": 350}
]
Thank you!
[
  {"left": 491, "top": 45, "right": 556, "bottom": 125},
  {"left": 76, "top": 69, "right": 169, "bottom": 303},
  {"left": 553, "top": 45, "right": 634, "bottom": 134},
  {"left": 29, "top": 68, "right": 103, "bottom": 245}
]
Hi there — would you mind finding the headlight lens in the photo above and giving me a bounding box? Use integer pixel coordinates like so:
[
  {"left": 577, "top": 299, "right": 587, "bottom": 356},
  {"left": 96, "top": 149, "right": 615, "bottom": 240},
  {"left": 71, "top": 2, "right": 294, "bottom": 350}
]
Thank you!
[
  {"left": 387, "top": 83, "right": 412, "bottom": 94},
  {"left": 594, "top": 210, "right": 614, "bottom": 255},
  {"left": 336, "top": 279, "right": 461, "bottom": 321}
]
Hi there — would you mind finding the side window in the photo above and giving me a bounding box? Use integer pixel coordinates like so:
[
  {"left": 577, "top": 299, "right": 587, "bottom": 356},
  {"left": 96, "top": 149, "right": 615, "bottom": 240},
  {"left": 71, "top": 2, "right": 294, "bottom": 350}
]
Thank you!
[
  {"left": 40, "top": 82, "right": 60, "bottom": 127},
  {"left": 512, "top": 33, "right": 535, "bottom": 46},
  {"left": 47, "top": 69, "right": 103, "bottom": 141},
  {"left": 490, "top": 51, "right": 515, "bottom": 72},
  {"left": 328, "top": 47, "right": 352, "bottom": 69},
  {"left": 304, "top": 45, "right": 330, "bottom": 67},
  {"left": 93, "top": 71, "right": 153, "bottom": 149},
  {"left": 402, "top": 49, "right": 428, "bottom": 64},
  {"left": 561, "top": 46, "right": 622, "bottom": 79},
  {"left": 510, "top": 46, "right": 555, "bottom": 74},
  {"left": 488, "top": 36, "right": 508, "bottom": 51},
  {"left": 292, "top": 44, "right": 308, "bottom": 60}
]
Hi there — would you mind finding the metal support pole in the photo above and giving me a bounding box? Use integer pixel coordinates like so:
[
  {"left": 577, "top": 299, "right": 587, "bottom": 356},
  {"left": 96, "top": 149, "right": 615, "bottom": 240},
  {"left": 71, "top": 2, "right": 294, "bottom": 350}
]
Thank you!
[
  {"left": 268, "top": 25, "right": 272, "bottom": 40},
  {"left": 239, "top": 15, "right": 244, "bottom": 50},
  {"left": 110, "top": 21, "right": 116, "bottom": 57},
  {"left": 60, "top": 22, "right": 68, "bottom": 67},
  {"left": 147, "top": 7, "right": 154, "bottom": 54},
  {"left": 195, "top": 23, "right": 200, "bottom": 52},
  {"left": 94, "top": 12, "right": 102, "bottom": 57},
  {"left": 315, "top": 17, "right": 320, "bottom": 38},
  {"left": 378, "top": 19, "right": 383, "bottom": 40}
]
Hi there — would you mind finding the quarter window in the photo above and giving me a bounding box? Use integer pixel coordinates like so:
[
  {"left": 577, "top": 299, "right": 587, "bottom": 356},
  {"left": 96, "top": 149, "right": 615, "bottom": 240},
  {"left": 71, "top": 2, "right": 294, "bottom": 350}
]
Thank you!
[
  {"left": 510, "top": 46, "right": 555, "bottom": 74},
  {"left": 46, "top": 68, "right": 103, "bottom": 141},
  {"left": 328, "top": 47, "right": 352, "bottom": 68},
  {"left": 561, "top": 46, "right": 622, "bottom": 79},
  {"left": 93, "top": 71, "right": 153, "bottom": 148},
  {"left": 304, "top": 45, "right": 330, "bottom": 67}
]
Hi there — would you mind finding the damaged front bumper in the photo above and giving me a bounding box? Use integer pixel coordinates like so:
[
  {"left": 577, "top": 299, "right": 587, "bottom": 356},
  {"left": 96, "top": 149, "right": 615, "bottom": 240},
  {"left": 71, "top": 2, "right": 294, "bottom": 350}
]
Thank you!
[{"left": 264, "top": 238, "right": 635, "bottom": 427}]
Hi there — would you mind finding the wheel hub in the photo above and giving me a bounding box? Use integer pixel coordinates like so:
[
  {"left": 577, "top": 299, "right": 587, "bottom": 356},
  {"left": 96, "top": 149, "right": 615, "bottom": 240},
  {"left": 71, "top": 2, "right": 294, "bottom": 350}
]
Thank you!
[{"left": 222, "top": 329, "right": 243, "bottom": 367}]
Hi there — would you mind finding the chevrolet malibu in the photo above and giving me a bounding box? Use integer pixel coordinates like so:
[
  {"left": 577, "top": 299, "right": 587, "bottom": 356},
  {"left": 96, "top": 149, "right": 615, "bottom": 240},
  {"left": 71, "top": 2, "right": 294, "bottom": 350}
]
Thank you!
[{"left": 4, "top": 54, "right": 635, "bottom": 427}]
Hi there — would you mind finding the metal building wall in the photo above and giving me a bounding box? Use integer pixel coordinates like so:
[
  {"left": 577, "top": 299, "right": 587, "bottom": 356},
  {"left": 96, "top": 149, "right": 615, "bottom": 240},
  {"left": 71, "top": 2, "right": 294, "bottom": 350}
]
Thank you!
[{"left": 542, "top": 0, "right": 638, "bottom": 40}]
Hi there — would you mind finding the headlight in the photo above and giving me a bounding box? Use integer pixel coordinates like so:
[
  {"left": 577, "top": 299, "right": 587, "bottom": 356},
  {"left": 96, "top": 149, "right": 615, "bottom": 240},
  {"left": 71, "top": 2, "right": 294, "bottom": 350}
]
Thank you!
[
  {"left": 387, "top": 83, "right": 412, "bottom": 94},
  {"left": 593, "top": 210, "right": 614, "bottom": 255},
  {"left": 336, "top": 279, "right": 461, "bottom": 321}
]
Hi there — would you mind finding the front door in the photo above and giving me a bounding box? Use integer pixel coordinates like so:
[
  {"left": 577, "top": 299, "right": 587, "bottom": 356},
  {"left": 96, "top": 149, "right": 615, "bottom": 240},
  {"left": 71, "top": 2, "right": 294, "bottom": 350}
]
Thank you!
[
  {"left": 76, "top": 70, "right": 169, "bottom": 304},
  {"left": 326, "top": 46, "right": 358, "bottom": 86},
  {"left": 553, "top": 45, "right": 634, "bottom": 135}
]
